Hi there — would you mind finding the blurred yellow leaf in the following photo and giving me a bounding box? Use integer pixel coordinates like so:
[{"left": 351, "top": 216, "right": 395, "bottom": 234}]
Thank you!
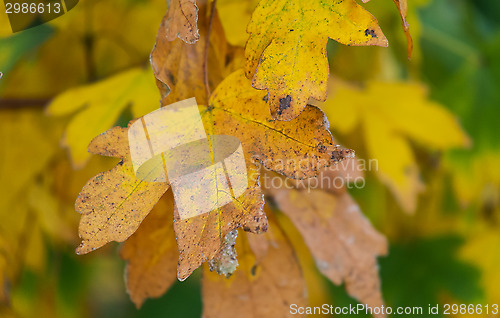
[
  {"left": 322, "top": 80, "right": 470, "bottom": 213},
  {"left": 245, "top": 0, "right": 388, "bottom": 120},
  {"left": 216, "top": 0, "right": 259, "bottom": 47},
  {"left": 461, "top": 227, "right": 500, "bottom": 304},
  {"left": 0, "top": 109, "right": 59, "bottom": 210},
  {"left": 46, "top": 68, "right": 159, "bottom": 168},
  {"left": 448, "top": 152, "right": 500, "bottom": 207}
]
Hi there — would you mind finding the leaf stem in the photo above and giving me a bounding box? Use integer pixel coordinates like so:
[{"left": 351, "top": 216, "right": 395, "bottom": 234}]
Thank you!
[{"left": 203, "top": 0, "right": 218, "bottom": 100}]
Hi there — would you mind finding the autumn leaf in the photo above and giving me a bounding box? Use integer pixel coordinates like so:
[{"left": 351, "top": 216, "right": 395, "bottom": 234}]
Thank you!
[
  {"left": 265, "top": 174, "right": 387, "bottom": 315},
  {"left": 170, "top": 69, "right": 353, "bottom": 280},
  {"left": 245, "top": 0, "right": 388, "bottom": 121},
  {"left": 46, "top": 68, "right": 160, "bottom": 168},
  {"left": 74, "top": 68, "right": 353, "bottom": 284},
  {"left": 0, "top": 109, "right": 59, "bottom": 211},
  {"left": 120, "top": 190, "right": 178, "bottom": 307},
  {"left": 165, "top": 0, "right": 199, "bottom": 44},
  {"left": 75, "top": 126, "right": 169, "bottom": 254},
  {"left": 216, "top": 0, "right": 259, "bottom": 47},
  {"left": 361, "top": 0, "right": 412, "bottom": 58},
  {"left": 322, "top": 80, "right": 470, "bottom": 213},
  {"left": 461, "top": 227, "right": 500, "bottom": 305},
  {"left": 392, "top": 0, "right": 413, "bottom": 59},
  {"left": 202, "top": 220, "right": 307, "bottom": 318},
  {"left": 151, "top": 0, "right": 235, "bottom": 105}
]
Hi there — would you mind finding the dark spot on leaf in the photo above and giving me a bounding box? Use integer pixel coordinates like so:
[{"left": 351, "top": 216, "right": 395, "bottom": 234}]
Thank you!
[
  {"left": 251, "top": 264, "right": 258, "bottom": 276},
  {"left": 278, "top": 95, "right": 292, "bottom": 116},
  {"left": 364, "top": 29, "right": 377, "bottom": 38}
]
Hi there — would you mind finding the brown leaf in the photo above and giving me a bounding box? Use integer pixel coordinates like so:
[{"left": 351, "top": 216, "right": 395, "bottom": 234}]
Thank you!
[
  {"left": 75, "top": 128, "right": 169, "bottom": 254},
  {"left": 165, "top": 0, "right": 200, "bottom": 44},
  {"left": 268, "top": 184, "right": 387, "bottom": 316},
  {"left": 152, "top": 0, "right": 228, "bottom": 104},
  {"left": 289, "top": 158, "right": 365, "bottom": 194},
  {"left": 392, "top": 0, "right": 413, "bottom": 59},
  {"left": 88, "top": 126, "right": 130, "bottom": 158},
  {"left": 174, "top": 162, "right": 267, "bottom": 280},
  {"left": 202, "top": 222, "right": 307, "bottom": 318},
  {"left": 120, "top": 190, "right": 178, "bottom": 308}
]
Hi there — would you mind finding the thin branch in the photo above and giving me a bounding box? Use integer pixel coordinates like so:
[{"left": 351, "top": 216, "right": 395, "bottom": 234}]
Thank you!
[
  {"left": 0, "top": 98, "right": 51, "bottom": 109},
  {"left": 203, "top": 0, "right": 218, "bottom": 100}
]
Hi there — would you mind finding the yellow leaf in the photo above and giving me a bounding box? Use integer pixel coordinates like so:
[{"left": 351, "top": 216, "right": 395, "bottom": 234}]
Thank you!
[
  {"left": 245, "top": 0, "right": 388, "bottom": 120},
  {"left": 448, "top": 152, "right": 500, "bottom": 206},
  {"left": 75, "top": 128, "right": 169, "bottom": 254},
  {"left": 461, "top": 227, "right": 500, "bottom": 304},
  {"left": 0, "top": 109, "right": 59, "bottom": 211},
  {"left": 322, "top": 80, "right": 470, "bottom": 213},
  {"left": 46, "top": 68, "right": 159, "bottom": 168},
  {"left": 216, "top": 0, "right": 259, "bottom": 47}
]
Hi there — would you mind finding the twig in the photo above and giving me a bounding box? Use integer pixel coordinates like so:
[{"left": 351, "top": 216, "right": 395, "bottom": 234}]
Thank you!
[
  {"left": 203, "top": 0, "right": 218, "bottom": 100},
  {"left": 0, "top": 98, "right": 50, "bottom": 109}
]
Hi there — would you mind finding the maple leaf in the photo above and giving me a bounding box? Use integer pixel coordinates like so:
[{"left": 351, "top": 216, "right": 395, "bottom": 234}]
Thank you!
[
  {"left": 74, "top": 126, "right": 169, "bottom": 254},
  {"left": 46, "top": 68, "right": 160, "bottom": 168},
  {"left": 322, "top": 80, "right": 470, "bottom": 213},
  {"left": 245, "top": 0, "right": 388, "bottom": 121},
  {"left": 165, "top": 0, "right": 200, "bottom": 43},
  {"left": 169, "top": 69, "right": 354, "bottom": 280},
  {"left": 75, "top": 69, "right": 352, "bottom": 279}
]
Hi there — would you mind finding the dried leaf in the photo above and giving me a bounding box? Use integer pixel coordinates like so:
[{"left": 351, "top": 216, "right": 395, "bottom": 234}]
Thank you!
[
  {"left": 120, "top": 190, "right": 178, "bottom": 308},
  {"left": 173, "top": 162, "right": 267, "bottom": 280},
  {"left": 245, "top": 0, "right": 388, "bottom": 120},
  {"left": 75, "top": 128, "right": 169, "bottom": 254},
  {"left": 202, "top": 222, "right": 307, "bottom": 318},
  {"left": 268, "top": 185, "right": 387, "bottom": 316},
  {"left": 88, "top": 126, "right": 130, "bottom": 158},
  {"left": 151, "top": 0, "right": 228, "bottom": 104},
  {"left": 165, "top": 0, "right": 200, "bottom": 44},
  {"left": 392, "top": 0, "right": 413, "bottom": 59}
]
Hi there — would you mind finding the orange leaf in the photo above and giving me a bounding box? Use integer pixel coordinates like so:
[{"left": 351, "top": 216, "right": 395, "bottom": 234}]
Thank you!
[
  {"left": 120, "top": 190, "right": 178, "bottom": 307},
  {"left": 202, "top": 222, "right": 307, "bottom": 318}
]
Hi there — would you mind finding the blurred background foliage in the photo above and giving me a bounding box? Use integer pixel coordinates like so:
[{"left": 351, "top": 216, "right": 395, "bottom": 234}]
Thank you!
[{"left": 0, "top": 0, "right": 499, "bottom": 317}]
